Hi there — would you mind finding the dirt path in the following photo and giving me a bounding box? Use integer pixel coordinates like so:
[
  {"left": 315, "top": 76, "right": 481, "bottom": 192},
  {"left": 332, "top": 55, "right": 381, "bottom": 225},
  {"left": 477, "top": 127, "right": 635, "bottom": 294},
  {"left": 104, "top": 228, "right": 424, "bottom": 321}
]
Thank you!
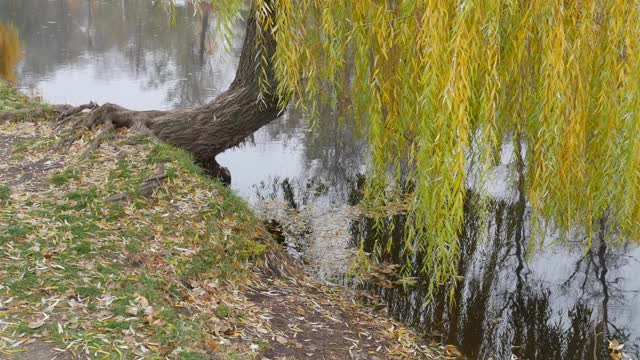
[{"left": 240, "top": 251, "right": 447, "bottom": 360}]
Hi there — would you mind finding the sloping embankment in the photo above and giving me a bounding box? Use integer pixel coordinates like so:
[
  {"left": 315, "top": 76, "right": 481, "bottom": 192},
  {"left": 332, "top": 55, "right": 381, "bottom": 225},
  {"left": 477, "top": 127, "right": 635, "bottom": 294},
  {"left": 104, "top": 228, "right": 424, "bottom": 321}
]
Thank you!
[{"left": 0, "top": 83, "right": 451, "bottom": 359}]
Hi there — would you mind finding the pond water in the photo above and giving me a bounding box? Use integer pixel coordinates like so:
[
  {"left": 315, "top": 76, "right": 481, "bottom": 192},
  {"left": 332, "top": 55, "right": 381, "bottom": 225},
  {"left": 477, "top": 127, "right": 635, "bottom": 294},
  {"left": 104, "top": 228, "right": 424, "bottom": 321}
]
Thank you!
[{"left": 2, "top": 1, "right": 639, "bottom": 359}]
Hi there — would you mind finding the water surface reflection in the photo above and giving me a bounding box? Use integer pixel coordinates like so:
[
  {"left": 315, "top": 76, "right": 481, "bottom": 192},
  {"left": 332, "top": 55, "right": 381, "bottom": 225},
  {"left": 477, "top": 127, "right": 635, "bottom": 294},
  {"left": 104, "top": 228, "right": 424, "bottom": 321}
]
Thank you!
[
  {"left": 352, "top": 190, "right": 640, "bottom": 359},
  {"left": 1, "top": 0, "right": 243, "bottom": 109}
]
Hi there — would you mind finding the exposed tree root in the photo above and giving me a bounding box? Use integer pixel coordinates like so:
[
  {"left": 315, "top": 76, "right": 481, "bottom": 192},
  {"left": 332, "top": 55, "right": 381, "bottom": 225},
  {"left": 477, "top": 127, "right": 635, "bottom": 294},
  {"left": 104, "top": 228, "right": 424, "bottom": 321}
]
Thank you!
[
  {"left": 56, "top": 101, "right": 98, "bottom": 123},
  {"left": 80, "top": 122, "right": 115, "bottom": 159},
  {"left": 79, "top": 103, "right": 166, "bottom": 132}
]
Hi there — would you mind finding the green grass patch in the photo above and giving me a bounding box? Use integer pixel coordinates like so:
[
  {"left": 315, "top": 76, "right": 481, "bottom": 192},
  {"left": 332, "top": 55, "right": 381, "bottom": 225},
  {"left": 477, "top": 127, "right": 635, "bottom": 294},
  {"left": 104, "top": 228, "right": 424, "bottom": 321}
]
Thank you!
[
  {"left": 185, "top": 248, "right": 220, "bottom": 277},
  {"left": 7, "top": 272, "right": 41, "bottom": 296},
  {"left": 50, "top": 167, "right": 81, "bottom": 186},
  {"left": 146, "top": 142, "right": 203, "bottom": 175},
  {"left": 215, "top": 303, "right": 231, "bottom": 318},
  {"left": 72, "top": 241, "right": 93, "bottom": 254},
  {"left": 0, "top": 222, "right": 35, "bottom": 241},
  {"left": 110, "top": 159, "right": 134, "bottom": 181},
  {"left": 0, "top": 185, "right": 10, "bottom": 204},
  {"left": 0, "top": 80, "right": 43, "bottom": 112},
  {"left": 77, "top": 286, "right": 102, "bottom": 298}
]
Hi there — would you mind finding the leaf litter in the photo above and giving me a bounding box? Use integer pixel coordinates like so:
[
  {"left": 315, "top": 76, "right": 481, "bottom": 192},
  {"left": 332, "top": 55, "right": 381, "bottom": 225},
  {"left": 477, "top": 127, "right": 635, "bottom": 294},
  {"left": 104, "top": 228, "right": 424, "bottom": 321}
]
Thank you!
[{"left": 0, "top": 100, "right": 452, "bottom": 358}]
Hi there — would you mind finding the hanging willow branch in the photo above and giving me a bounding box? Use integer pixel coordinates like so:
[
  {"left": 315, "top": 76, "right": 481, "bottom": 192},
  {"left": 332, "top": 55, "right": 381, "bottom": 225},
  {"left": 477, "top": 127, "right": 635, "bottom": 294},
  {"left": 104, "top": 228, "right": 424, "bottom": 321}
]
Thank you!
[{"left": 211, "top": 0, "right": 640, "bottom": 299}]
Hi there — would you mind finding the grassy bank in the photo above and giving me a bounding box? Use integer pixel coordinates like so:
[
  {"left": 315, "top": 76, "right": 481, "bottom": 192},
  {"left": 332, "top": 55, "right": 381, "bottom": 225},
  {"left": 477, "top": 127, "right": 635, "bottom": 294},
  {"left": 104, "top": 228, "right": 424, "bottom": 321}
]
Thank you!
[
  {"left": 0, "top": 82, "right": 272, "bottom": 358},
  {"left": 0, "top": 81, "right": 449, "bottom": 359},
  {"left": 0, "top": 82, "right": 44, "bottom": 112}
]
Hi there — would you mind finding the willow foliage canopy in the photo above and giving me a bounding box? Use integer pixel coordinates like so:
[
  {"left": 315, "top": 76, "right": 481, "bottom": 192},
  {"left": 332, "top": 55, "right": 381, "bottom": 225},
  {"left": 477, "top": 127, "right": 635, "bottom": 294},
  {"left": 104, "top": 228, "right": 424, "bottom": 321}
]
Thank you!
[{"left": 194, "top": 0, "right": 640, "bottom": 297}]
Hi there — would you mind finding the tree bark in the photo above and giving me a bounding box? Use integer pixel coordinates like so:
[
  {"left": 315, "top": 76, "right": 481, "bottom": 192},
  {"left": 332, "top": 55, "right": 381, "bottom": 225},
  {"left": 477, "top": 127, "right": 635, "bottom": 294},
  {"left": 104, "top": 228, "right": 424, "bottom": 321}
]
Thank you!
[{"left": 65, "top": 6, "right": 281, "bottom": 183}]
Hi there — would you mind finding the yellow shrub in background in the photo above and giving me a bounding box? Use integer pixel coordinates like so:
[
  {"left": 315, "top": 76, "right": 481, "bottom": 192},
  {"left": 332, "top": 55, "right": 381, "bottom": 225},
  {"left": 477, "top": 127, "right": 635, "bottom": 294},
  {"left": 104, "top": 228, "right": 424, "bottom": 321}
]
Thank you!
[{"left": 0, "top": 22, "right": 22, "bottom": 84}]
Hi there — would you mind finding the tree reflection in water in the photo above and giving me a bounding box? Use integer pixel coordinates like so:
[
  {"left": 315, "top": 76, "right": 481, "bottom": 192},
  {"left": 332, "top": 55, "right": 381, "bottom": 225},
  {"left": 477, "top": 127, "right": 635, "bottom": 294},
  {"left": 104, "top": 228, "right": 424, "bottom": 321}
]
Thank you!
[
  {"left": 351, "top": 188, "right": 640, "bottom": 359},
  {"left": 0, "top": 0, "right": 244, "bottom": 109},
  {"left": 244, "top": 97, "right": 640, "bottom": 360},
  {"left": 248, "top": 119, "right": 639, "bottom": 359}
]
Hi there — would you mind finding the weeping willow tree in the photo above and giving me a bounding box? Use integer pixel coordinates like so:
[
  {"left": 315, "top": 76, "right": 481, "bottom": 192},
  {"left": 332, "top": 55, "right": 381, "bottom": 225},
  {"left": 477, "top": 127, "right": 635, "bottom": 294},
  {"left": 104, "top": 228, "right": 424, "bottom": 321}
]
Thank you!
[
  {"left": 255, "top": 0, "right": 640, "bottom": 297},
  {"left": 0, "top": 22, "right": 21, "bottom": 84},
  {"left": 46, "top": 0, "right": 640, "bottom": 298}
]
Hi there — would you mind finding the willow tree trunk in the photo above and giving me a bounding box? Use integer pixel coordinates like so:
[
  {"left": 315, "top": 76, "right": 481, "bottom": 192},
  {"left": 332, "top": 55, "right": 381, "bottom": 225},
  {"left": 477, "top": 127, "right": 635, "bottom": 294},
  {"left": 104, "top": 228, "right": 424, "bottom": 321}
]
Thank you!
[{"left": 73, "top": 9, "right": 281, "bottom": 182}]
